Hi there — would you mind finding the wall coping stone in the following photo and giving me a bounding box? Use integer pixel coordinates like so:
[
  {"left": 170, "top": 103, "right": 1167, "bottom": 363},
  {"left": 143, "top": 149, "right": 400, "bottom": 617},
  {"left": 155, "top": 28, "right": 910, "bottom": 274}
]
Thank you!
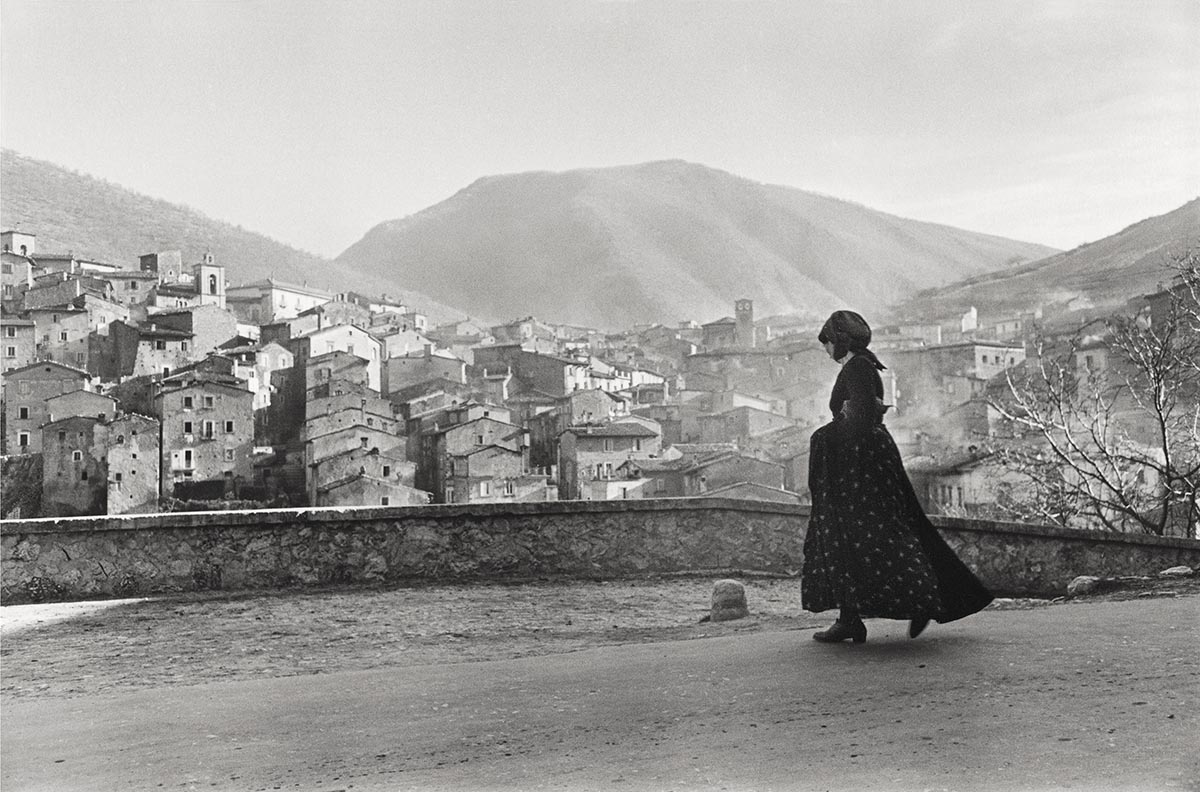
[
  {"left": 0, "top": 497, "right": 806, "bottom": 536},
  {"left": 930, "top": 515, "right": 1200, "bottom": 552},
  {"left": 3, "top": 499, "right": 1195, "bottom": 553}
]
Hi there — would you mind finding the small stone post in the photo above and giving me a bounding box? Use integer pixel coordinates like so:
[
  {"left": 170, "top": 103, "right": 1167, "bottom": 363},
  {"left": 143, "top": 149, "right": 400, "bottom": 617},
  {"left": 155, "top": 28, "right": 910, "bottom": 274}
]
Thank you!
[{"left": 710, "top": 579, "right": 749, "bottom": 622}]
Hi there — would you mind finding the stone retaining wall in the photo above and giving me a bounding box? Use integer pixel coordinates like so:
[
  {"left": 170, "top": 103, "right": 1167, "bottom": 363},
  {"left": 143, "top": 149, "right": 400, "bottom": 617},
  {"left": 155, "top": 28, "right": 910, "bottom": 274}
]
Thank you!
[{"left": 2, "top": 499, "right": 1198, "bottom": 603}]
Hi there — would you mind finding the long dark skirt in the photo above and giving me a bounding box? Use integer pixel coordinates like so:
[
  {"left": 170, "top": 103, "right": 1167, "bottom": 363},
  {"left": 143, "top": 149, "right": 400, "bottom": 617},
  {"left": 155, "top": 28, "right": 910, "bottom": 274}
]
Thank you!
[{"left": 801, "top": 420, "right": 993, "bottom": 622}]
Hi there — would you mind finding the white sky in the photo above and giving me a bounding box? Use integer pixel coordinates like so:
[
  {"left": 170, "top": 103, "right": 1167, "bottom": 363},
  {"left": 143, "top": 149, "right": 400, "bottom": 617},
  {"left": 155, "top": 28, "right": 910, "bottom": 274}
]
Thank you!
[{"left": 2, "top": 0, "right": 1197, "bottom": 258}]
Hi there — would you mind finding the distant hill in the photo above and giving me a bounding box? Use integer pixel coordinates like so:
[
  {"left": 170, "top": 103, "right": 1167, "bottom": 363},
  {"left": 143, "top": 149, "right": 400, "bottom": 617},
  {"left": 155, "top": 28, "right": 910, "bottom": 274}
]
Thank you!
[
  {"left": 335, "top": 160, "right": 1059, "bottom": 330},
  {"left": 893, "top": 198, "right": 1200, "bottom": 323},
  {"left": 0, "top": 149, "right": 468, "bottom": 324}
]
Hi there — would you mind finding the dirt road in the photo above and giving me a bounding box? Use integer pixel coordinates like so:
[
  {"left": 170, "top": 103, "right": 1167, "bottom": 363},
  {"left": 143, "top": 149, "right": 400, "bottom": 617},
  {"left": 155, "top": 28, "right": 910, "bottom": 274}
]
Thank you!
[{"left": 2, "top": 578, "right": 1196, "bottom": 791}]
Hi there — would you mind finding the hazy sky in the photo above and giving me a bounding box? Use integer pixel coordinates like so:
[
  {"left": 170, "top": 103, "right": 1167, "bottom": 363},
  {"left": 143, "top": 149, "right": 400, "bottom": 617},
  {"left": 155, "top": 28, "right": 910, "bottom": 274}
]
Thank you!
[{"left": 2, "top": 0, "right": 1197, "bottom": 258}]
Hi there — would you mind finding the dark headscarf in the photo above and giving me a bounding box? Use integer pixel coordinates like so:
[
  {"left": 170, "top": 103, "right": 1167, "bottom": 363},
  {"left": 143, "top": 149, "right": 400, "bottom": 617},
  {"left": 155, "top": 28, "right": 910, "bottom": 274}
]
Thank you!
[{"left": 818, "top": 310, "right": 886, "bottom": 370}]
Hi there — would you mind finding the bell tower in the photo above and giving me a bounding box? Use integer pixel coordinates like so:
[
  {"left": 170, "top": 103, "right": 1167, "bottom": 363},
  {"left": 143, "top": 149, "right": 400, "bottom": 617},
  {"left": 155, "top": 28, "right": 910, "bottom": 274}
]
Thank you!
[
  {"left": 194, "top": 252, "right": 226, "bottom": 309},
  {"left": 735, "top": 298, "right": 755, "bottom": 348}
]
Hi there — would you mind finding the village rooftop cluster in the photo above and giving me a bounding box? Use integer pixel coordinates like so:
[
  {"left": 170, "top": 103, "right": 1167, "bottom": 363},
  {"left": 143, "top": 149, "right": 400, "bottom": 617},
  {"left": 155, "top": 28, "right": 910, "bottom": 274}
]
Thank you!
[{"left": 1, "top": 227, "right": 1189, "bottom": 530}]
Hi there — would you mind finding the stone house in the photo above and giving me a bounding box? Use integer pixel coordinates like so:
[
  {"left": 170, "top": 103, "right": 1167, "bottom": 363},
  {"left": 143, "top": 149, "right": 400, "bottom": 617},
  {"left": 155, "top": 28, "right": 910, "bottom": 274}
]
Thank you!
[
  {"left": 443, "top": 444, "right": 550, "bottom": 504},
  {"left": 103, "top": 320, "right": 195, "bottom": 380},
  {"left": 308, "top": 445, "right": 417, "bottom": 505},
  {"left": 214, "top": 341, "right": 294, "bottom": 411},
  {"left": 419, "top": 416, "right": 527, "bottom": 502},
  {"left": 27, "top": 293, "right": 129, "bottom": 372},
  {"left": 288, "top": 324, "right": 383, "bottom": 393},
  {"left": 19, "top": 271, "right": 114, "bottom": 311},
  {"left": 153, "top": 373, "right": 254, "bottom": 497},
  {"left": 701, "top": 316, "right": 737, "bottom": 351},
  {"left": 1, "top": 241, "right": 36, "bottom": 309},
  {"left": 382, "top": 347, "right": 467, "bottom": 396},
  {"left": 385, "top": 378, "right": 479, "bottom": 422},
  {"left": 314, "top": 473, "right": 429, "bottom": 507},
  {"left": 40, "top": 415, "right": 107, "bottom": 516},
  {"left": 887, "top": 340, "right": 1026, "bottom": 448},
  {"left": 2, "top": 360, "right": 91, "bottom": 454},
  {"left": 697, "top": 406, "right": 796, "bottom": 446},
  {"left": 149, "top": 304, "right": 239, "bottom": 358},
  {"left": 45, "top": 389, "right": 117, "bottom": 424},
  {"left": 138, "top": 250, "right": 186, "bottom": 284},
  {"left": 526, "top": 389, "right": 629, "bottom": 470},
  {"left": 224, "top": 278, "right": 332, "bottom": 324},
  {"left": 101, "top": 270, "right": 159, "bottom": 306},
  {"left": 305, "top": 350, "right": 373, "bottom": 397},
  {"left": 557, "top": 421, "right": 662, "bottom": 500},
  {"left": 372, "top": 327, "right": 434, "bottom": 359},
  {"left": 1, "top": 316, "right": 36, "bottom": 373},
  {"left": 105, "top": 412, "right": 161, "bottom": 514},
  {"left": 304, "top": 424, "right": 406, "bottom": 489},
  {"left": 471, "top": 345, "right": 589, "bottom": 397},
  {"left": 619, "top": 451, "right": 784, "bottom": 498},
  {"left": 41, "top": 410, "right": 160, "bottom": 516},
  {"left": 304, "top": 390, "right": 401, "bottom": 441}
]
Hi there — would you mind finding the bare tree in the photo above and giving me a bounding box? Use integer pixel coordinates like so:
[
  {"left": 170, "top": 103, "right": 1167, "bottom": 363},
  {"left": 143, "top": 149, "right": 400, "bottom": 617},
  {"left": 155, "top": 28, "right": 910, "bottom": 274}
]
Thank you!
[{"left": 986, "top": 251, "right": 1200, "bottom": 537}]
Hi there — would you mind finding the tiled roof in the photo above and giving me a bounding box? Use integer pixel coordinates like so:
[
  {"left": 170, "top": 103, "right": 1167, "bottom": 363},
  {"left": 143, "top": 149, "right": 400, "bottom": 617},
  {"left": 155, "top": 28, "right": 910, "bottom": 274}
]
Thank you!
[{"left": 563, "top": 422, "right": 659, "bottom": 438}]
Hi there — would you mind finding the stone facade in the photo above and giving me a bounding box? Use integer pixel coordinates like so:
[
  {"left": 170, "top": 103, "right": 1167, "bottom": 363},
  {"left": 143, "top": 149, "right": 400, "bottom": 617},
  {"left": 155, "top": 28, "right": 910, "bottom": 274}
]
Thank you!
[{"left": 3, "top": 501, "right": 1199, "bottom": 604}]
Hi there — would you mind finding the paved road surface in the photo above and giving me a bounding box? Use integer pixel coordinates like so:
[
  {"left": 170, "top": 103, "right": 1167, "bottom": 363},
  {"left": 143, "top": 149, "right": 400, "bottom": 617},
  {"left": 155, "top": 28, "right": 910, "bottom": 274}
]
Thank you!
[{"left": 2, "top": 593, "right": 1196, "bottom": 791}]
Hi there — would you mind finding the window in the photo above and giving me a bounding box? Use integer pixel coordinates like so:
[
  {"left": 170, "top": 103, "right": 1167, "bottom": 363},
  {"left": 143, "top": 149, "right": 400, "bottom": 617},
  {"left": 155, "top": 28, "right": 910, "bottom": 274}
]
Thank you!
[
  {"left": 18, "top": 406, "right": 28, "bottom": 419},
  {"left": 81, "top": 470, "right": 88, "bottom": 481},
  {"left": 209, "top": 274, "right": 218, "bottom": 295},
  {"left": 381, "top": 496, "right": 390, "bottom": 506},
  {"left": 605, "top": 463, "right": 613, "bottom": 479},
  {"left": 116, "top": 434, "right": 124, "bottom": 444},
  {"left": 361, "top": 436, "right": 369, "bottom": 448},
  {"left": 502, "top": 480, "right": 514, "bottom": 496},
  {"left": 181, "top": 341, "right": 189, "bottom": 352},
  {"left": 4, "top": 326, "right": 13, "bottom": 337},
  {"left": 382, "top": 465, "right": 391, "bottom": 477},
  {"left": 59, "top": 331, "right": 68, "bottom": 342},
  {"left": 183, "top": 396, "right": 194, "bottom": 408},
  {"left": 76, "top": 352, "right": 85, "bottom": 364},
  {"left": 603, "top": 438, "right": 613, "bottom": 451},
  {"left": 183, "top": 449, "right": 193, "bottom": 467},
  {"left": 479, "top": 481, "right": 491, "bottom": 496},
  {"left": 155, "top": 340, "right": 166, "bottom": 350},
  {"left": 204, "top": 396, "right": 214, "bottom": 408},
  {"left": 72, "top": 450, "right": 82, "bottom": 461},
  {"left": 202, "top": 421, "right": 214, "bottom": 439},
  {"left": 634, "top": 438, "right": 642, "bottom": 451},
  {"left": 114, "top": 471, "right": 123, "bottom": 487},
  {"left": 223, "top": 420, "right": 234, "bottom": 433},
  {"left": 367, "top": 417, "right": 374, "bottom": 427},
  {"left": 183, "top": 421, "right": 194, "bottom": 434},
  {"left": 18, "top": 380, "right": 29, "bottom": 395},
  {"left": 127, "top": 280, "right": 137, "bottom": 290},
  {"left": 18, "top": 432, "right": 29, "bottom": 448},
  {"left": 58, "top": 430, "right": 66, "bottom": 441},
  {"left": 475, "top": 434, "right": 484, "bottom": 445}
]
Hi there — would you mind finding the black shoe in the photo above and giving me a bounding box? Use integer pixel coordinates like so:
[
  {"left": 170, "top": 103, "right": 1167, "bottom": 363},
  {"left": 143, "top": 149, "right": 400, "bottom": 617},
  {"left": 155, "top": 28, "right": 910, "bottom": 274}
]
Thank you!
[
  {"left": 813, "top": 619, "right": 867, "bottom": 644},
  {"left": 908, "top": 618, "right": 930, "bottom": 639}
]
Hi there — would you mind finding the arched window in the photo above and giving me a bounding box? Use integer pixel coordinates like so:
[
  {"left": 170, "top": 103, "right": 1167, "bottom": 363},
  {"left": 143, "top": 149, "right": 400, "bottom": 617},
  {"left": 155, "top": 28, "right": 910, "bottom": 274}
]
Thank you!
[{"left": 209, "top": 274, "right": 218, "bottom": 295}]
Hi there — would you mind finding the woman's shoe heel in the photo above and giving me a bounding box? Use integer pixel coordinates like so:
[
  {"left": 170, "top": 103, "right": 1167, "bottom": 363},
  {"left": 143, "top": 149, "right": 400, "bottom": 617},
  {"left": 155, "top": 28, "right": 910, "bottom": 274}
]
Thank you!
[{"left": 813, "top": 620, "right": 867, "bottom": 643}]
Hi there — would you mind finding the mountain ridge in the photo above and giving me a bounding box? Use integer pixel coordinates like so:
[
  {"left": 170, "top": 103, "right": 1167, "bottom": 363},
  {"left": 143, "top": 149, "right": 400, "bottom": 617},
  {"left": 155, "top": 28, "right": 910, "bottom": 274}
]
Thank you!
[
  {"left": 893, "top": 198, "right": 1200, "bottom": 322},
  {"left": 0, "top": 149, "right": 468, "bottom": 324},
  {"left": 335, "top": 160, "right": 1059, "bottom": 330}
]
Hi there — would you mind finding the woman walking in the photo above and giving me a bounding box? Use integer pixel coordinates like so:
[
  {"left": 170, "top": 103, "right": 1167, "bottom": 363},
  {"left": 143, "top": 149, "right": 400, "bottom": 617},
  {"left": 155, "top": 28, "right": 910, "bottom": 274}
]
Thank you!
[{"left": 802, "top": 310, "right": 993, "bottom": 643}]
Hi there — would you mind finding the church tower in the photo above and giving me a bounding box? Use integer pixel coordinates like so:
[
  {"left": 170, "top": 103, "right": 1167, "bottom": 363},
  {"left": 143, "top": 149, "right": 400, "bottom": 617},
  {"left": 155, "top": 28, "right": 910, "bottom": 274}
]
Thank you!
[
  {"left": 735, "top": 298, "right": 755, "bottom": 348},
  {"left": 194, "top": 252, "right": 226, "bottom": 309}
]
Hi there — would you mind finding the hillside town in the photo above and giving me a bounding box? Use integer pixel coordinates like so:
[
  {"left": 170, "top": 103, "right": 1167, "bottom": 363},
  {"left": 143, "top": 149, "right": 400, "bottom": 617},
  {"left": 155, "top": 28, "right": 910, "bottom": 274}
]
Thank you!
[{"left": 1, "top": 227, "right": 1196, "bottom": 537}]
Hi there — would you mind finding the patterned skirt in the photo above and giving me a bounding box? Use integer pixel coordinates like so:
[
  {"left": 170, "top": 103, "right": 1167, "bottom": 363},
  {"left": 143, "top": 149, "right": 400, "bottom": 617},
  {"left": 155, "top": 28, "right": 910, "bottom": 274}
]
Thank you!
[{"left": 801, "top": 421, "right": 993, "bottom": 622}]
